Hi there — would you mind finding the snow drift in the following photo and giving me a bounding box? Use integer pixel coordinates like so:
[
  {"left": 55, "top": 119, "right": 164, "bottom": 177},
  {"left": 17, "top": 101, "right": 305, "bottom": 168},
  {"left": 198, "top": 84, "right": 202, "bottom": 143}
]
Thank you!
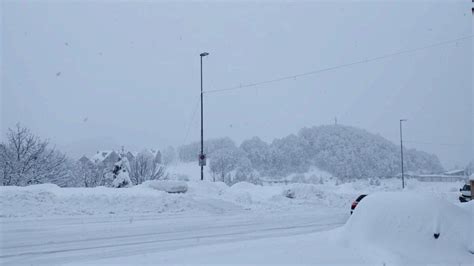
[{"left": 341, "top": 192, "right": 473, "bottom": 264}]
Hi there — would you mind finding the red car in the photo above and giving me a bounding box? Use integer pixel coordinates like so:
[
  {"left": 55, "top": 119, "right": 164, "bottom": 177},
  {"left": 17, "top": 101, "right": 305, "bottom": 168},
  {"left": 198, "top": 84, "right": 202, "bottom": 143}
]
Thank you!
[{"left": 350, "top": 194, "right": 367, "bottom": 214}]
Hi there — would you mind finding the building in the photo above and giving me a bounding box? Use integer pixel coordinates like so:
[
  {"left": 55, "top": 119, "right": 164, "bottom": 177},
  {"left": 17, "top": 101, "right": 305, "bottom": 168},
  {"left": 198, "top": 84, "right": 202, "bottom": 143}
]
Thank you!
[
  {"left": 91, "top": 150, "right": 120, "bottom": 169},
  {"left": 125, "top": 151, "right": 135, "bottom": 163},
  {"left": 408, "top": 169, "right": 468, "bottom": 182},
  {"left": 443, "top": 169, "right": 468, "bottom": 177},
  {"left": 78, "top": 155, "right": 92, "bottom": 165}
]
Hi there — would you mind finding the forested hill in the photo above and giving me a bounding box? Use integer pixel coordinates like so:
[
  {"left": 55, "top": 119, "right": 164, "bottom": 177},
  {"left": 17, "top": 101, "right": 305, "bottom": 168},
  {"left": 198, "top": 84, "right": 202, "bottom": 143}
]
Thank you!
[
  {"left": 178, "top": 125, "right": 444, "bottom": 179},
  {"left": 297, "top": 125, "right": 444, "bottom": 179}
]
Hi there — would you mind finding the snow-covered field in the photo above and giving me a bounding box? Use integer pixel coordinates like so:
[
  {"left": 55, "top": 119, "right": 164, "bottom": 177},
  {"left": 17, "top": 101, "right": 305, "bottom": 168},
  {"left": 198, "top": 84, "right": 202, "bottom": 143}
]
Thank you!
[{"left": 1, "top": 168, "right": 471, "bottom": 265}]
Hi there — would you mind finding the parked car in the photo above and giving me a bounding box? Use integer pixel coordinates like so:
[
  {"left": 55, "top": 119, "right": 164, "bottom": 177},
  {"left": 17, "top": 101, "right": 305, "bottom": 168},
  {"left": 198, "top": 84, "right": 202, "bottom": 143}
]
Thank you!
[
  {"left": 459, "top": 184, "right": 471, "bottom": 203},
  {"left": 351, "top": 194, "right": 367, "bottom": 214}
]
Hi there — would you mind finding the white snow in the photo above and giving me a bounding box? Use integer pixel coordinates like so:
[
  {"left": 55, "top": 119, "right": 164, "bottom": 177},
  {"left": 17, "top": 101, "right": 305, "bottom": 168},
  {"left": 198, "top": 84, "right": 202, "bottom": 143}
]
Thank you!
[
  {"left": 1, "top": 169, "right": 471, "bottom": 265},
  {"left": 340, "top": 192, "right": 473, "bottom": 264},
  {"left": 58, "top": 192, "right": 474, "bottom": 265},
  {"left": 0, "top": 175, "right": 464, "bottom": 218}
]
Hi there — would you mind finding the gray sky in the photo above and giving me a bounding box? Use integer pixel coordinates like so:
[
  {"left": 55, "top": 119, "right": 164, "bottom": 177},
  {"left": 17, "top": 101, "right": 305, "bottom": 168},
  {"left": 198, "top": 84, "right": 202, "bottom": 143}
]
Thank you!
[{"left": 1, "top": 1, "right": 472, "bottom": 169}]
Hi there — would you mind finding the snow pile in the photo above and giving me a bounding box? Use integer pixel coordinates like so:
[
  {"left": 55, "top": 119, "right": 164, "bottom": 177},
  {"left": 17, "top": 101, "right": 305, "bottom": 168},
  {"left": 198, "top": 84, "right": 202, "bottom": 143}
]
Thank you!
[
  {"left": 144, "top": 180, "right": 188, "bottom": 193},
  {"left": 283, "top": 183, "right": 325, "bottom": 200},
  {"left": 0, "top": 178, "right": 465, "bottom": 218},
  {"left": 340, "top": 192, "right": 473, "bottom": 264},
  {"left": 0, "top": 184, "right": 201, "bottom": 217}
]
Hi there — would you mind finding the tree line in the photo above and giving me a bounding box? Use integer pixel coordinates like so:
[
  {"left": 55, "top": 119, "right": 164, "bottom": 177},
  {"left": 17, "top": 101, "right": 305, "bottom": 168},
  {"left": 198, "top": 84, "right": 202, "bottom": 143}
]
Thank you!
[
  {"left": 0, "top": 123, "right": 455, "bottom": 187},
  {"left": 0, "top": 124, "right": 170, "bottom": 187},
  {"left": 178, "top": 124, "right": 447, "bottom": 183}
]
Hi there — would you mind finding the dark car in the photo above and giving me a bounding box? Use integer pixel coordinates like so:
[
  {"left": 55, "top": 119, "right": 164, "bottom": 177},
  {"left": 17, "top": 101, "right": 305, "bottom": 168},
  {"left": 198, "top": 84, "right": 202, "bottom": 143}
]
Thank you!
[
  {"left": 350, "top": 194, "right": 367, "bottom": 214},
  {"left": 459, "top": 184, "right": 471, "bottom": 203}
]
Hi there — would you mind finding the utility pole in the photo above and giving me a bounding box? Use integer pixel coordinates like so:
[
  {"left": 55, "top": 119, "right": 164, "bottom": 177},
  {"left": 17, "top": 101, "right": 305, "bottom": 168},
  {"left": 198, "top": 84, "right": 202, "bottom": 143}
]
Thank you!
[
  {"left": 400, "top": 119, "right": 407, "bottom": 189},
  {"left": 199, "top": 52, "right": 209, "bottom": 181}
]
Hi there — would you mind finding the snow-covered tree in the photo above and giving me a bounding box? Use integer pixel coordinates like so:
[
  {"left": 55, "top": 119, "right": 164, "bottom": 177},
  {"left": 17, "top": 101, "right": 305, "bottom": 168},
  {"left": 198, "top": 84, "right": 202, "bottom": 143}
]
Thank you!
[
  {"left": 130, "top": 150, "right": 167, "bottom": 185},
  {"left": 73, "top": 156, "right": 102, "bottom": 187},
  {"left": 178, "top": 137, "right": 236, "bottom": 162},
  {"left": 209, "top": 147, "right": 251, "bottom": 184},
  {"left": 297, "top": 125, "right": 443, "bottom": 179},
  {"left": 240, "top": 136, "right": 271, "bottom": 173},
  {"left": 268, "top": 134, "right": 309, "bottom": 177},
  {"left": 110, "top": 157, "right": 132, "bottom": 188},
  {"left": 0, "top": 124, "right": 68, "bottom": 186}
]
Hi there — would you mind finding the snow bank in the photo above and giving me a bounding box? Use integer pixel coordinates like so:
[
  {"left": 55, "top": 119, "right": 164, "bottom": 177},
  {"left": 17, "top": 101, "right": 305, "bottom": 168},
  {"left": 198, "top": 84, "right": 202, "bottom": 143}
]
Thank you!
[
  {"left": 0, "top": 184, "right": 201, "bottom": 218},
  {"left": 0, "top": 177, "right": 464, "bottom": 218},
  {"left": 340, "top": 192, "right": 473, "bottom": 264}
]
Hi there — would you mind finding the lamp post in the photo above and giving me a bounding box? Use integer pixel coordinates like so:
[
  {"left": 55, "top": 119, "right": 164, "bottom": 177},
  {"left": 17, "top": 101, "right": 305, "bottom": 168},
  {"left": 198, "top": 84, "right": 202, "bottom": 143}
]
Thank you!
[
  {"left": 199, "top": 52, "right": 209, "bottom": 181},
  {"left": 400, "top": 119, "right": 407, "bottom": 189}
]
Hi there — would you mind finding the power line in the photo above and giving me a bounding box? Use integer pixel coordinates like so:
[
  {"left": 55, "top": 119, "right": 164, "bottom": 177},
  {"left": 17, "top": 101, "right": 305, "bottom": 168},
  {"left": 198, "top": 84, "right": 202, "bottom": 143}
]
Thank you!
[
  {"left": 182, "top": 96, "right": 200, "bottom": 146},
  {"left": 204, "top": 35, "right": 472, "bottom": 94}
]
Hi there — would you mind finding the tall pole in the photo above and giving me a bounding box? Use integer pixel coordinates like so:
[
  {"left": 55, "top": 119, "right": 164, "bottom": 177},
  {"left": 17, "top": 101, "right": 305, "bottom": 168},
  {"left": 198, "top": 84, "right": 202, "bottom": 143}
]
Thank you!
[
  {"left": 200, "top": 56, "right": 204, "bottom": 181},
  {"left": 199, "top": 52, "right": 209, "bottom": 181},
  {"left": 400, "top": 119, "right": 406, "bottom": 189}
]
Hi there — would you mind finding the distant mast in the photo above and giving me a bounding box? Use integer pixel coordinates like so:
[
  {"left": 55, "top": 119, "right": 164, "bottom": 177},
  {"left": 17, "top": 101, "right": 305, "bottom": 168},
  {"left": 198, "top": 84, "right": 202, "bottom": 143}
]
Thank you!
[{"left": 334, "top": 117, "right": 338, "bottom": 125}]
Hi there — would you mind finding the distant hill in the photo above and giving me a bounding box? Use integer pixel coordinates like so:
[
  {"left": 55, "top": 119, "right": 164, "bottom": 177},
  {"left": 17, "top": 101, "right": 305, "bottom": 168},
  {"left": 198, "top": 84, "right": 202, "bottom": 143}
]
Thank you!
[
  {"left": 297, "top": 125, "right": 443, "bottom": 179},
  {"left": 178, "top": 125, "right": 444, "bottom": 179}
]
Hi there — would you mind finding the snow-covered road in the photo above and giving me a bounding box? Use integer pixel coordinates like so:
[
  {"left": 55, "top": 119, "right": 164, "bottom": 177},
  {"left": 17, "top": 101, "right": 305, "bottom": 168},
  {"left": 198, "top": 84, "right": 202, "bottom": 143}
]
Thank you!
[{"left": 0, "top": 209, "right": 348, "bottom": 265}]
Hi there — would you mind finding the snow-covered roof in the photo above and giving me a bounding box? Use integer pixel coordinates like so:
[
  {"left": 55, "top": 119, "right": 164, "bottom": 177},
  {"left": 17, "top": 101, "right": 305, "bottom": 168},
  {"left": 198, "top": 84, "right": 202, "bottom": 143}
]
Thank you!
[
  {"left": 91, "top": 150, "right": 114, "bottom": 163},
  {"left": 470, "top": 174, "right": 474, "bottom": 181},
  {"left": 443, "top": 169, "right": 465, "bottom": 175},
  {"left": 90, "top": 149, "right": 160, "bottom": 164},
  {"left": 78, "top": 155, "right": 92, "bottom": 164}
]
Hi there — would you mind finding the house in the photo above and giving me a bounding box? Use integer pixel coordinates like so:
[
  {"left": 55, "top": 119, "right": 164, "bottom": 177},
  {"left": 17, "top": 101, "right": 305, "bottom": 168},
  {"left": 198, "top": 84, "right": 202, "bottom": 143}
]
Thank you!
[
  {"left": 91, "top": 150, "right": 120, "bottom": 169},
  {"left": 411, "top": 173, "right": 467, "bottom": 182},
  {"left": 78, "top": 155, "right": 92, "bottom": 165},
  {"left": 125, "top": 151, "right": 135, "bottom": 163},
  {"left": 443, "top": 169, "right": 467, "bottom": 177}
]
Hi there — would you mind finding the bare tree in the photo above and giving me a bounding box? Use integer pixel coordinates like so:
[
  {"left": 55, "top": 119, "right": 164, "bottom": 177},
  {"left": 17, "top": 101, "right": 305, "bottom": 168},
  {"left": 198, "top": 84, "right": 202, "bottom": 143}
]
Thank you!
[
  {"left": 209, "top": 147, "right": 251, "bottom": 184},
  {"left": 73, "top": 159, "right": 102, "bottom": 187},
  {"left": 0, "top": 124, "right": 68, "bottom": 186},
  {"left": 130, "top": 150, "right": 167, "bottom": 185}
]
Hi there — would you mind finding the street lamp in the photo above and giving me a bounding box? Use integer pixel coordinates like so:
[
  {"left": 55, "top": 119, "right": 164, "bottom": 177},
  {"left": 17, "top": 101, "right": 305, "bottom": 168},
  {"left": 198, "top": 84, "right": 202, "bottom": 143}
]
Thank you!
[
  {"left": 199, "top": 52, "right": 209, "bottom": 181},
  {"left": 399, "top": 119, "right": 407, "bottom": 189}
]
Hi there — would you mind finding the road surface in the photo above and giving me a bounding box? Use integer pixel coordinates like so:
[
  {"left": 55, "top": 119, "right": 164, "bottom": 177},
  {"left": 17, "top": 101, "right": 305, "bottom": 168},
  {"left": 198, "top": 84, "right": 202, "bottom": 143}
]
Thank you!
[{"left": 0, "top": 209, "right": 347, "bottom": 265}]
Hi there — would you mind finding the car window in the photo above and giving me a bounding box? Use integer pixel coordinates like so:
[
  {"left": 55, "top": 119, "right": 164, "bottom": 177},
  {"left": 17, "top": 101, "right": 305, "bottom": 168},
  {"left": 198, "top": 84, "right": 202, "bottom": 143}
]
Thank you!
[{"left": 356, "top": 195, "right": 367, "bottom": 201}]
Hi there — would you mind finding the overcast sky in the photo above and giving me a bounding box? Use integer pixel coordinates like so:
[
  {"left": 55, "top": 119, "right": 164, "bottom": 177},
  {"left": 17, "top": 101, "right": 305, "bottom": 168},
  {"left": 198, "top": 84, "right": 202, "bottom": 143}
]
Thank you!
[{"left": 1, "top": 1, "right": 472, "bottom": 169}]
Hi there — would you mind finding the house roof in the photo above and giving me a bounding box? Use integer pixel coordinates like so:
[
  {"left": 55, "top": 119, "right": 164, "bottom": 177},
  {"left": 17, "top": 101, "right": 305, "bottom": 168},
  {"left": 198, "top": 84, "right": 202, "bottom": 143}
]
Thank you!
[
  {"left": 91, "top": 150, "right": 115, "bottom": 163},
  {"left": 443, "top": 169, "right": 465, "bottom": 175}
]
